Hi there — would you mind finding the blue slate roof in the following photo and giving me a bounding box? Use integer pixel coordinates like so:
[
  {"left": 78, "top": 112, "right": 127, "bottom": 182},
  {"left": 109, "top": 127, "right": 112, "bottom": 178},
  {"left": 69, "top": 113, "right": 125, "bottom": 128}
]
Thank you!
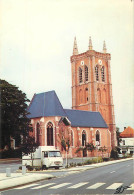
[
  {"left": 27, "top": 91, "right": 66, "bottom": 118},
  {"left": 28, "top": 90, "right": 108, "bottom": 128},
  {"left": 64, "top": 109, "right": 108, "bottom": 128}
]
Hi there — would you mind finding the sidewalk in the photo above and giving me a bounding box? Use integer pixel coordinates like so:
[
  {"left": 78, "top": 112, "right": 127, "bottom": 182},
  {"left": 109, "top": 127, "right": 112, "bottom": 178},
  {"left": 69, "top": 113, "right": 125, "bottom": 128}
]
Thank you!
[
  {"left": 0, "top": 173, "right": 55, "bottom": 190},
  {"left": 0, "top": 157, "right": 133, "bottom": 191},
  {"left": 0, "top": 158, "right": 21, "bottom": 164}
]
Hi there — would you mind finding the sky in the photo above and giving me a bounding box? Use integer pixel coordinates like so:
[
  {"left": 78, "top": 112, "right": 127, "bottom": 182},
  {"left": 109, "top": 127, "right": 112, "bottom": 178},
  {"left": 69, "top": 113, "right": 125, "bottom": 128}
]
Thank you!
[{"left": 1, "top": 0, "right": 134, "bottom": 132}]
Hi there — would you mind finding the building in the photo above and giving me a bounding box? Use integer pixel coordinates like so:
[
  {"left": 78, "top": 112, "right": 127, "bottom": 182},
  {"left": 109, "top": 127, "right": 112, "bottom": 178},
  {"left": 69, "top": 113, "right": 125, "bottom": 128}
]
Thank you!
[
  {"left": 27, "top": 37, "right": 118, "bottom": 157},
  {"left": 27, "top": 91, "right": 111, "bottom": 158},
  {"left": 71, "top": 37, "right": 117, "bottom": 147},
  {"left": 120, "top": 126, "right": 134, "bottom": 155}
]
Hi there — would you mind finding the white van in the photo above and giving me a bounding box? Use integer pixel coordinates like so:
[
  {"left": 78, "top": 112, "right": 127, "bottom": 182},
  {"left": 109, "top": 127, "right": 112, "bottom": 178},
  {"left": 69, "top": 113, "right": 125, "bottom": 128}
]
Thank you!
[{"left": 22, "top": 146, "right": 63, "bottom": 169}]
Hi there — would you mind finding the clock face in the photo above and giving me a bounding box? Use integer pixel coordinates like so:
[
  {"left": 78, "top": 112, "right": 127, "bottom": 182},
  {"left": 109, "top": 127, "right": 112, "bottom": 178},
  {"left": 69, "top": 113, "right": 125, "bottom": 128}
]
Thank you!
[
  {"left": 98, "top": 59, "right": 102, "bottom": 65},
  {"left": 81, "top": 61, "right": 84, "bottom": 65}
]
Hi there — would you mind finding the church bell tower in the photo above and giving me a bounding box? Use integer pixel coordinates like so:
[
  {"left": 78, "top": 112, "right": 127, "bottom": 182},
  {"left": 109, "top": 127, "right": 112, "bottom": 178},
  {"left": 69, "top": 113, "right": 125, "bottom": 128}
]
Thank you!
[{"left": 70, "top": 37, "right": 117, "bottom": 147}]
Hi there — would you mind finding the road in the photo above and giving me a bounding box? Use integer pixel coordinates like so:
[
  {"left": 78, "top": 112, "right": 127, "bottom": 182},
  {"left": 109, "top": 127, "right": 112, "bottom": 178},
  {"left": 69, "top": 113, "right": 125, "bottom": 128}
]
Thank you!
[
  {"left": 2, "top": 159, "right": 133, "bottom": 195},
  {"left": 0, "top": 157, "right": 93, "bottom": 173},
  {"left": 0, "top": 162, "right": 21, "bottom": 173}
]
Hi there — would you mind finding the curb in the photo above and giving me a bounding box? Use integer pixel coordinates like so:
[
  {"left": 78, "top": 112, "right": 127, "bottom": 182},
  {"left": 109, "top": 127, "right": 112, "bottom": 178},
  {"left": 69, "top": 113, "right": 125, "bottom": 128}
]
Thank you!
[
  {"left": 0, "top": 157, "right": 133, "bottom": 191},
  {"left": 0, "top": 159, "right": 21, "bottom": 164},
  {"left": 0, "top": 174, "right": 55, "bottom": 191},
  {"left": 17, "top": 157, "right": 133, "bottom": 173}
]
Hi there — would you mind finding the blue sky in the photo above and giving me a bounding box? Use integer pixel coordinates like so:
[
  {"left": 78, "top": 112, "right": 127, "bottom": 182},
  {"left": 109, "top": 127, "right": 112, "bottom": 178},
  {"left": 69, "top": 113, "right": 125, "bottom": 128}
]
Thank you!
[{"left": 1, "top": 0, "right": 134, "bottom": 131}]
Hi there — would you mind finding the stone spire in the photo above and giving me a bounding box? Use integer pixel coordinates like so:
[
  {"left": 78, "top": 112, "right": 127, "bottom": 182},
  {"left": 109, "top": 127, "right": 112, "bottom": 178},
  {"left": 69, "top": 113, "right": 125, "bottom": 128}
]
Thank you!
[
  {"left": 73, "top": 37, "right": 78, "bottom": 55},
  {"left": 103, "top": 41, "right": 107, "bottom": 53},
  {"left": 89, "top": 36, "right": 93, "bottom": 50}
]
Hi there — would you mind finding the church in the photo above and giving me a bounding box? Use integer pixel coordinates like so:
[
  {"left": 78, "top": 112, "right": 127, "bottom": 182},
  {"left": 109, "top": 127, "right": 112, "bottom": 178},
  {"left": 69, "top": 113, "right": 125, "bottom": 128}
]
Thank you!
[{"left": 27, "top": 37, "right": 117, "bottom": 158}]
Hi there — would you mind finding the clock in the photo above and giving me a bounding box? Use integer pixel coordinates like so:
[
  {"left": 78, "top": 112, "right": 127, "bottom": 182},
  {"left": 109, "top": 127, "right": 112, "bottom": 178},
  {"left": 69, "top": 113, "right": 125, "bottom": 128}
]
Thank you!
[
  {"left": 98, "top": 59, "right": 102, "bottom": 65},
  {"left": 81, "top": 61, "right": 84, "bottom": 65}
]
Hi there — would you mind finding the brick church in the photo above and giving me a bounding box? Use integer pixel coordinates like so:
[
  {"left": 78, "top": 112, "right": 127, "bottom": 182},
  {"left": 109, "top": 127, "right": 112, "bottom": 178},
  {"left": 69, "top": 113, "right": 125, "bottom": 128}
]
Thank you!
[{"left": 27, "top": 37, "right": 117, "bottom": 158}]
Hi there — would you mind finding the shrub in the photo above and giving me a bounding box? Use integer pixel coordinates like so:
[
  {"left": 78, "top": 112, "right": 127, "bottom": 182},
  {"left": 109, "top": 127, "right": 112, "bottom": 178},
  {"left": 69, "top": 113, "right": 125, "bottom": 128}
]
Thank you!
[
  {"left": 83, "top": 157, "right": 103, "bottom": 165},
  {"left": 77, "top": 162, "right": 83, "bottom": 166},
  {"left": 0, "top": 148, "right": 22, "bottom": 159},
  {"left": 92, "top": 157, "right": 103, "bottom": 163},
  {"left": 19, "top": 166, "right": 22, "bottom": 170},
  {"left": 26, "top": 165, "right": 30, "bottom": 169},
  {"left": 69, "top": 162, "right": 77, "bottom": 167},
  {"left": 122, "top": 154, "right": 131, "bottom": 158},
  {"left": 102, "top": 157, "right": 110, "bottom": 162},
  {"left": 26, "top": 165, "right": 33, "bottom": 171},
  {"left": 35, "top": 167, "right": 41, "bottom": 171},
  {"left": 83, "top": 159, "right": 92, "bottom": 165},
  {"left": 110, "top": 148, "right": 119, "bottom": 159}
]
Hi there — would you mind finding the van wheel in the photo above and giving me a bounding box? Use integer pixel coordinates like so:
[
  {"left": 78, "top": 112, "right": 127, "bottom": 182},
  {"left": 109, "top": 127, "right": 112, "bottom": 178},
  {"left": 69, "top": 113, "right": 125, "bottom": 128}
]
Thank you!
[
  {"left": 55, "top": 167, "right": 59, "bottom": 170},
  {"left": 42, "top": 165, "right": 47, "bottom": 170}
]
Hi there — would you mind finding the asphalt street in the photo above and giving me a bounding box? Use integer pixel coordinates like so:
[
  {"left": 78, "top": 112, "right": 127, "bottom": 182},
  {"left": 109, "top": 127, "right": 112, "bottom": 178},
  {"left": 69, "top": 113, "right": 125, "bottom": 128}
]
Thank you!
[
  {"left": 0, "top": 163, "right": 21, "bottom": 173},
  {"left": 1, "top": 159, "right": 133, "bottom": 195},
  {"left": 0, "top": 157, "right": 93, "bottom": 173}
]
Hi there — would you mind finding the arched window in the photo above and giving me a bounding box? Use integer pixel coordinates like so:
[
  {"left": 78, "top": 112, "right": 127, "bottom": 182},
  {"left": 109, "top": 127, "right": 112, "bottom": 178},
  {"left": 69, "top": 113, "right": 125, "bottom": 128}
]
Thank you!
[
  {"left": 85, "top": 65, "right": 88, "bottom": 82},
  {"left": 79, "top": 89, "right": 83, "bottom": 104},
  {"left": 47, "top": 122, "right": 53, "bottom": 146},
  {"left": 96, "top": 130, "right": 100, "bottom": 145},
  {"left": 79, "top": 67, "right": 82, "bottom": 83},
  {"left": 36, "top": 123, "right": 40, "bottom": 144},
  {"left": 71, "top": 130, "right": 74, "bottom": 146},
  {"left": 95, "top": 65, "right": 99, "bottom": 81},
  {"left": 101, "top": 66, "right": 105, "bottom": 82},
  {"left": 82, "top": 130, "right": 86, "bottom": 146}
]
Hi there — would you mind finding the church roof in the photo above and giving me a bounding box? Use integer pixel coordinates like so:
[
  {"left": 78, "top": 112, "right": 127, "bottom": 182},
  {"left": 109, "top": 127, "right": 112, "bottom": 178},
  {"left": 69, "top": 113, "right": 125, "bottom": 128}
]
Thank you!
[
  {"left": 27, "top": 90, "right": 66, "bottom": 118},
  {"left": 28, "top": 91, "right": 108, "bottom": 128},
  {"left": 64, "top": 109, "right": 108, "bottom": 128},
  {"left": 120, "top": 126, "right": 134, "bottom": 138}
]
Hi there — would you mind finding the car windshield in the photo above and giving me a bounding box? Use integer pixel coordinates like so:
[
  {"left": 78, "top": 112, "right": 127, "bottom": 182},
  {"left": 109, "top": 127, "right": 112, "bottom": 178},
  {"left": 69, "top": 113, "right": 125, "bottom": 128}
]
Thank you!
[{"left": 49, "top": 151, "right": 61, "bottom": 157}]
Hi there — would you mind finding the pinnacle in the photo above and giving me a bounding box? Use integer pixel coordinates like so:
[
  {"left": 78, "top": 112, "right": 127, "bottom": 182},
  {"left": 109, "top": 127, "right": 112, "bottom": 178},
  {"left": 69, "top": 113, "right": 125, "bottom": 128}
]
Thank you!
[
  {"left": 89, "top": 36, "right": 93, "bottom": 50},
  {"left": 73, "top": 37, "right": 78, "bottom": 55}
]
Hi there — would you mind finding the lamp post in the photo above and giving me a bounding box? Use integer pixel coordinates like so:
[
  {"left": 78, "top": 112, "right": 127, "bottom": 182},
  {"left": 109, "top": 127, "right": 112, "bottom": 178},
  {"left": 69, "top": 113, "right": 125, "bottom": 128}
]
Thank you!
[
  {"left": 66, "top": 144, "right": 68, "bottom": 168},
  {"left": 90, "top": 128, "right": 94, "bottom": 158},
  {"left": 96, "top": 141, "right": 99, "bottom": 164}
]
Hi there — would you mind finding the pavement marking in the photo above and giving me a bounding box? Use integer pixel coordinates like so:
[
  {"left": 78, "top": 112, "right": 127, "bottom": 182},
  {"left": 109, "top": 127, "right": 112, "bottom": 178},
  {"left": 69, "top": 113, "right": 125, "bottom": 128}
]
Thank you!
[
  {"left": 68, "top": 182, "right": 89, "bottom": 189},
  {"left": 49, "top": 183, "right": 71, "bottom": 189},
  {"left": 127, "top": 183, "right": 134, "bottom": 190},
  {"left": 31, "top": 183, "right": 55, "bottom": 189},
  {"left": 106, "top": 183, "right": 123, "bottom": 189},
  {"left": 127, "top": 165, "right": 130, "bottom": 167},
  {"left": 87, "top": 183, "right": 105, "bottom": 189},
  {"left": 14, "top": 183, "right": 39, "bottom": 189},
  {"left": 110, "top": 171, "right": 116, "bottom": 173}
]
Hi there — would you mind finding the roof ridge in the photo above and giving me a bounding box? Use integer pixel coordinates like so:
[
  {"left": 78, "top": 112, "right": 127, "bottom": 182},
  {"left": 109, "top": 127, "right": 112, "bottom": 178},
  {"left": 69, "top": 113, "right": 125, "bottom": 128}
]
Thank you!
[
  {"left": 64, "top": 108, "right": 99, "bottom": 113},
  {"left": 35, "top": 90, "right": 55, "bottom": 95}
]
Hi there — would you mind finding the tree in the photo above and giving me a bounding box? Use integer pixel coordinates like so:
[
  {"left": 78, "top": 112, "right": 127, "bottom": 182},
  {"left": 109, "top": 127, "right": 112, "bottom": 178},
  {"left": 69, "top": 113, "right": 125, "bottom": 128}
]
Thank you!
[
  {"left": 99, "top": 146, "right": 107, "bottom": 157},
  {"left": 58, "top": 122, "right": 71, "bottom": 152},
  {"left": 86, "top": 142, "right": 96, "bottom": 153},
  {"left": 60, "top": 137, "right": 70, "bottom": 152},
  {"left": 21, "top": 136, "right": 39, "bottom": 166},
  {"left": 57, "top": 123, "right": 71, "bottom": 168},
  {"left": 76, "top": 142, "right": 96, "bottom": 156},
  {"left": 110, "top": 147, "right": 119, "bottom": 159},
  {"left": 0, "top": 79, "right": 38, "bottom": 153}
]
